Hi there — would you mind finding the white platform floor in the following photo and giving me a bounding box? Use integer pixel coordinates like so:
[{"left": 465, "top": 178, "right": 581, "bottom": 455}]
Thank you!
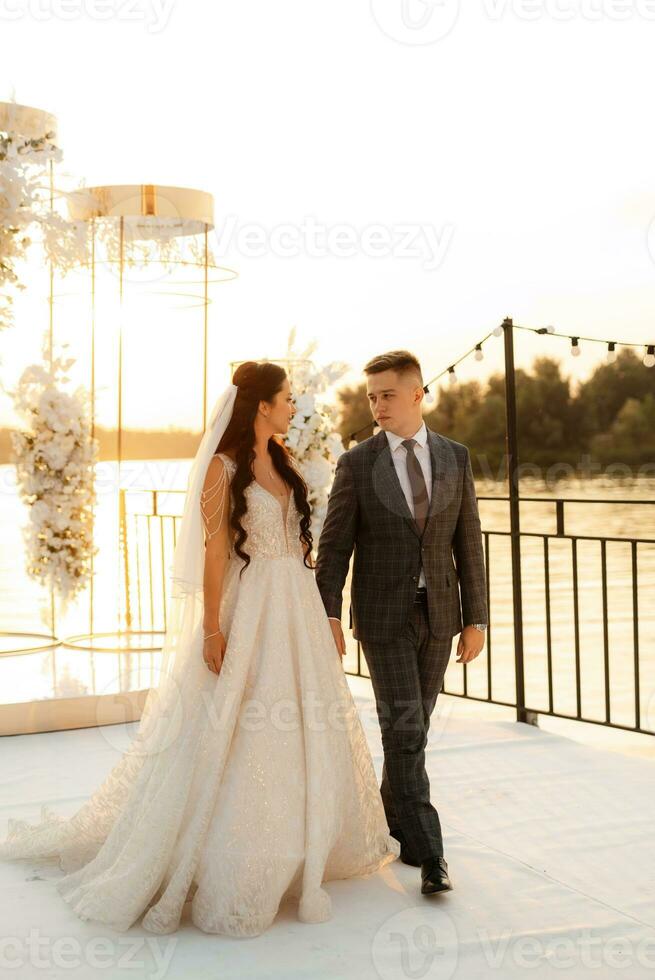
[{"left": 1, "top": 677, "right": 654, "bottom": 980}]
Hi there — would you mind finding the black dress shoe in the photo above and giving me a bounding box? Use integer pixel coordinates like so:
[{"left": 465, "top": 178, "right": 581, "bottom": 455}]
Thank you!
[
  {"left": 390, "top": 829, "right": 422, "bottom": 868},
  {"left": 421, "top": 856, "right": 453, "bottom": 894}
]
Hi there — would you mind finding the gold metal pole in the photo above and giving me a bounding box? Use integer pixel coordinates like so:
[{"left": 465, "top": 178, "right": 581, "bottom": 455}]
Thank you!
[
  {"left": 90, "top": 218, "right": 96, "bottom": 640},
  {"left": 120, "top": 489, "right": 131, "bottom": 630},
  {"left": 203, "top": 223, "right": 209, "bottom": 431},
  {"left": 118, "top": 215, "right": 126, "bottom": 636},
  {"left": 89, "top": 217, "right": 96, "bottom": 693},
  {"left": 48, "top": 156, "right": 56, "bottom": 677}
]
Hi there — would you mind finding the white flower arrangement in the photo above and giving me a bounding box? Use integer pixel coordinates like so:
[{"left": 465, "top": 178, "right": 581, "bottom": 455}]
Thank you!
[
  {"left": 282, "top": 329, "right": 349, "bottom": 546},
  {"left": 0, "top": 120, "right": 87, "bottom": 332},
  {"left": 10, "top": 343, "right": 99, "bottom": 606}
]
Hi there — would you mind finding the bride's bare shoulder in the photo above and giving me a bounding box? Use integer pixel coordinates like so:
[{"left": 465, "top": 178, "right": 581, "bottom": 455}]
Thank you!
[
  {"left": 204, "top": 454, "right": 228, "bottom": 487},
  {"left": 213, "top": 451, "right": 237, "bottom": 475}
]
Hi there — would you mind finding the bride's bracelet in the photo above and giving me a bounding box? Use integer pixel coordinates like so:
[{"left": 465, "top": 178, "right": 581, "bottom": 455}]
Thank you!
[{"left": 203, "top": 629, "right": 221, "bottom": 641}]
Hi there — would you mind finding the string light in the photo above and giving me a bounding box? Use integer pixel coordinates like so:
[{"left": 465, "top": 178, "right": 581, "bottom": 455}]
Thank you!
[
  {"left": 515, "top": 322, "right": 652, "bottom": 353},
  {"left": 345, "top": 320, "right": 655, "bottom": 442}
]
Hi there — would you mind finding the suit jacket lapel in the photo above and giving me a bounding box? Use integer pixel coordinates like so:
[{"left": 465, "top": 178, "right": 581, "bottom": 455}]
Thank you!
[
  {"left": 425, "top": 428, "right": 447, "bottom": 530},
  {"left": 370, "top": 425, "right": 447, "bottom": 539}
]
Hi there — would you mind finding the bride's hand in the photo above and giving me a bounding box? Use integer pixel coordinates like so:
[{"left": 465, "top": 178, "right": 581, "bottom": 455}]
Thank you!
[
  {"left": 328, "top": 619, "right": 346, "bottom": 661},
  {"left": 203, "top": 630, "right": 227, "bottom": 675}
]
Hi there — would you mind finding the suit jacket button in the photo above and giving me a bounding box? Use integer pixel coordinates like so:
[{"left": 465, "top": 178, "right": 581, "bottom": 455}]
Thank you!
[{"left": 412, "top": 576, "right": 417, "bottom": 582}]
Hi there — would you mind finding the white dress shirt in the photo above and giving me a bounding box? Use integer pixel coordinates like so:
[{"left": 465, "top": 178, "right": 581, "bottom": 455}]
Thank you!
[
  {"left": 384, "top": 421, "right": 432, "bottom": 588},
  {"left": 327, "top": 420, "right": 431, "bottom": 623}
]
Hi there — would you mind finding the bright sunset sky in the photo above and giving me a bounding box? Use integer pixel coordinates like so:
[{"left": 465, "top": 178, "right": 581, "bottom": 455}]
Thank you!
[{"left": 2, "top": 0, "right": 655, "bottom": 430}]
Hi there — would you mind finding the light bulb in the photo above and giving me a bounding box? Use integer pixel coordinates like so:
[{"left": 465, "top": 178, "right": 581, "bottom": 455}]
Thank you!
[
  {"left": 493, "top": 326, "right": 503, "bottom": 337},
  {"left": 644, "top": 354, "right": 655, "bottom": 368},
  {"left": 474, "top": 348, "right": 484, "bottom": 361},
  {"left": 607, "top": 350, "right": 617, "bottom": 364}
]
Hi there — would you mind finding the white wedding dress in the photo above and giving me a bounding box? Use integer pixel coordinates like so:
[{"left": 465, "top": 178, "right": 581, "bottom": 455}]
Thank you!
[{"left": 0, "top": 451, "right": 399, "bottom": 938}]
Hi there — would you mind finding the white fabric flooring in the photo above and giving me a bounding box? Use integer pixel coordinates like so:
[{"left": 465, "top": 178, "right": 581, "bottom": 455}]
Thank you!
[{"left": 1, "top": 677, "right": 653, "bottom": 980}]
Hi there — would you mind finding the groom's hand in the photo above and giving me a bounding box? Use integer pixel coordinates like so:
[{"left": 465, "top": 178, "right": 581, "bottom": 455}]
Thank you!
[
  {"left": 329, "top": 619, "right": 346, "bottom": 660},
  {"left": 455, "top": 625, "right": 485, "bottom": 664}
]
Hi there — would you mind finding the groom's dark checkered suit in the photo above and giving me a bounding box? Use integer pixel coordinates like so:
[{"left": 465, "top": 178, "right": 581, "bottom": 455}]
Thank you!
[{"left": 315, "top": 425, "right": 488, "bottom": 862}]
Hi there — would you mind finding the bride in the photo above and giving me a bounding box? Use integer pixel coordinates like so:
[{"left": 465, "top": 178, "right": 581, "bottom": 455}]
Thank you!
[{"left": 0, "top": 360, "right": 400, "bottom": 938}]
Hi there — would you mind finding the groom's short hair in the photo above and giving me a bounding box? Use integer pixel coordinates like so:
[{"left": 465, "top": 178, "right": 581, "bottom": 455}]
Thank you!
[{"left": 363, "top": 350, "right": 423, "bottom": 386}]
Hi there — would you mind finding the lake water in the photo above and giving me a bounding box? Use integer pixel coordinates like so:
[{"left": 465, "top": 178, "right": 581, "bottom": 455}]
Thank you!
[{"left": 1, "top": 461, "right": 653, "bottom": 744}]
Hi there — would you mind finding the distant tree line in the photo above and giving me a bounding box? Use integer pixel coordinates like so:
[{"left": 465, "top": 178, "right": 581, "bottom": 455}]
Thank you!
[{"left": 335, "top": 349, "right": 655, "bottom": 478}]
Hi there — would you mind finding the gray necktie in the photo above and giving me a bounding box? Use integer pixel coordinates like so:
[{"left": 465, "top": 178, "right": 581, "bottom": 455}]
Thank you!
[{"left": 402, "top": 438, "right": 429, "bottom": 534}]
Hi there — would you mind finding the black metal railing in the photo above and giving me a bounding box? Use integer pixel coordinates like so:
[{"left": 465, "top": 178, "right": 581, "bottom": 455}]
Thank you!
[
  {"left": 346, "top": 495, "right": 654, "bottom": 737},
  {"left": 120, "top": 488, "right": 654, "bottom": 737}
]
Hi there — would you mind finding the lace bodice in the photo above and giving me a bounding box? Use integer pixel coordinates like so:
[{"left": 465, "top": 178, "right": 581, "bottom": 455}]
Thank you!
[{"left": 215, "top": 453, "right": 305, "bottom": 562}]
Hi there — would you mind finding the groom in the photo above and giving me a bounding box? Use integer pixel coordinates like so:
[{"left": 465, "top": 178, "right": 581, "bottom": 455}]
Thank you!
[{"left": 315, "top": 350, "right": 488, "bottom": 896}]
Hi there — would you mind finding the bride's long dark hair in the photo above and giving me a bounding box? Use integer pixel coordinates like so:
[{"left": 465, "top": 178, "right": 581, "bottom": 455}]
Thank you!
[{"left": 216, "top": 361, "right": 314, "bottom": 577}]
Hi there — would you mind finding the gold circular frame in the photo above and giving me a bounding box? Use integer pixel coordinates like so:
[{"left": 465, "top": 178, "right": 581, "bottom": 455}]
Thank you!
[
  {"left": 0, "top": 632, "right": 61, "bottom": 657},
  {"left": 60, "top": 630, "right": 165, "bottom": 654}
]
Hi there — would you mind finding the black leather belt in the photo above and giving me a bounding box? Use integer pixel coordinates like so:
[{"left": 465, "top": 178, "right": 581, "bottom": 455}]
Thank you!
[{"left": 414, "top": 587, "right": 428, "bottom": 603}]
